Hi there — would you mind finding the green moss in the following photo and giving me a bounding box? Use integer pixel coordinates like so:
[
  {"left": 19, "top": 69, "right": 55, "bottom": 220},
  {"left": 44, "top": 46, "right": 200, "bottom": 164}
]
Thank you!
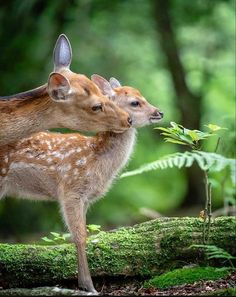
[
  {"left": 0, "top": 244, "right": 77, "bottom": 287},
  {"left": 145, "top": 267, "right": 230, "bottom": 289},
  {"left": 0, "top": 217, "right": 235, "bottom": 288}
]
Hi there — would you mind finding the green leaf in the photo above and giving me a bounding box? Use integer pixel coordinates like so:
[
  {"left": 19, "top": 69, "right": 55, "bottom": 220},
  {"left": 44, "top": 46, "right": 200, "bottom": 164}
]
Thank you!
[
  {"left": 41, "top": 237, "right": 54, "bottom": 243},
  {"left": 62, "top": 233, "right": 71, "bottom": 239},
  {"left": 50, "top": 232, "right": 60, "bottom": 238},
  {"left": 164, "top": 138, "right": 188, "bottom": 145},
  {"left": 187, "top": 130, "right": 200, "bottom": 141},
  {"left": 205, "top": 124, "right": 227, "bottom": 131},
  {"left": 87, "top": 224, "right": 101, "bottom": 232},
  {"left": 155, "top": 127, "right": 171, "bottom": 133},
  {"left": 178, "top": 134, "right": 194, "bottom": 144}
]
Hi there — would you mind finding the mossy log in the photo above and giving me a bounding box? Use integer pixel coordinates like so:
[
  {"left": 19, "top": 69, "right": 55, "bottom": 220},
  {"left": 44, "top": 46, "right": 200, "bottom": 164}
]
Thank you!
[{"left": 0, "top": 217, "right": 235, "bottom": 288}]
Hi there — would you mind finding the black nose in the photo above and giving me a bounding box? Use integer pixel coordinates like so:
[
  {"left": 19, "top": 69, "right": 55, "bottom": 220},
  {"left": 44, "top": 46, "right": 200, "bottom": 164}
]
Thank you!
[
  {"left": 153, "top": 109, "right": 164, "bottom": 118},
  {"left": 127, "top": 117, "right": 132, "bottom": 126}
]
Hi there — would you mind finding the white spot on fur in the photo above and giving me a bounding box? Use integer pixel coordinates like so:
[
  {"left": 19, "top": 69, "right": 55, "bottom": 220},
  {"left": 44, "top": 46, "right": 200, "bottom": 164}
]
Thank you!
[
  {"left": 44, "top": 140, "right": 52, "bottom": 150},
  {"left": 51, "top": 151, "right": 64, "bottom": 159},
  {"left": 1, "top": 168, "right": 6, "bottom": 174},
  {"left": 73, "top": 168, "right": 78, "bottom": 176},
  {"left": 76, "top": 157, "right": 86, "bottom": 166},
  {"left": 59, "top": 164, "right": 71, "bottom": 173}
]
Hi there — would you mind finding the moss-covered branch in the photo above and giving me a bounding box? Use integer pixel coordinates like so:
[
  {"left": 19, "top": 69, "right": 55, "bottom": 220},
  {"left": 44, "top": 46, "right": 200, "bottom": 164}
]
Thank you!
[{"left": 0, "top": 217, "right": 235, "bottom": 288}]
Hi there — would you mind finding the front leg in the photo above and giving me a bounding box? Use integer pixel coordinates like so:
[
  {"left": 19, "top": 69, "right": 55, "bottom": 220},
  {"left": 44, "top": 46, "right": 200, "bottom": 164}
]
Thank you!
[{"left": 60, "top": 193, "right": 97, "bottom": 294}]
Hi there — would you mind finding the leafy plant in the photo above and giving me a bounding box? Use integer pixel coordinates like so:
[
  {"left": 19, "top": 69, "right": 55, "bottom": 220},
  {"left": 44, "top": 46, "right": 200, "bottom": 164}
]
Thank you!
[
  {"left": 190, "top": 244, "right": 236, "bottom": 269},
  {"left": 156, "top": 122, "right": 216, "bottom": 149},
  {"left": 121, "top": 122, "right": 235, "bottom": 244},
  {"left": 41, "top": 232, "right": 71, "bottom": 244},
  {"left": 121, "top": 151, "right": 235, "bottom": 183},
  {"left": 41, "top": 225, "right": 102, "bottom": 245},
  {"left": 87, "top": 224, "right": 101, "bottom": 234}
]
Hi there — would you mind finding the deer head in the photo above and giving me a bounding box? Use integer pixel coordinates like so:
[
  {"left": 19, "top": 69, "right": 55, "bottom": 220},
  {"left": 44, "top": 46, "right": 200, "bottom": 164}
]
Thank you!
[
  {"left": 91, "top": 74, "right": 164, "bottom": 128},
  {"left": 46, "top": 34, "right": 132, "bottom": 133}
]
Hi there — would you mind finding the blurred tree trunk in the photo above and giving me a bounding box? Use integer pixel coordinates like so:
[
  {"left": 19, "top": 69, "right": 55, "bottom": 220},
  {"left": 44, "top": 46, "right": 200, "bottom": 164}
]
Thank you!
[{"left": 153, "top": 0, "right": 204, "bottom": 207}]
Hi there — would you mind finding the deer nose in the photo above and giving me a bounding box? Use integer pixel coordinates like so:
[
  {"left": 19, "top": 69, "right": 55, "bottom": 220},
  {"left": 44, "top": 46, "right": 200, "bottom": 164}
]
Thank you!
[
  {"left": 127, "top": 117, "right": 133, "bottom": 126},
  {"left": 152, "top": 109, "right": 164, "bottom": 119}
]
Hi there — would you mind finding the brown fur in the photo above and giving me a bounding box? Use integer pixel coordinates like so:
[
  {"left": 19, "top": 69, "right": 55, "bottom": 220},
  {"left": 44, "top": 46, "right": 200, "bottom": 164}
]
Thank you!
[
  {"left": 0, "top": 82, "right": 163, "bottom": 293},
  {"left": 0, "top": 70, "right": 130, "bottom": 146}
]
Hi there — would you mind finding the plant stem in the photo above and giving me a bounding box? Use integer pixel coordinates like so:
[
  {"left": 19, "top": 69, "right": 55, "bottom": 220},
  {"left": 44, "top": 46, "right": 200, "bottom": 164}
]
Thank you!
[
  {"left": 203, "top": 169, "right": 213, "bottom": 244},
  {"left": 214, "top": 137, "right": 221, "bottom": 153},
  {"left": 203, "top": 170, "right": 209, "bottom": 244},
  {"left": 203, "top": 137, "right": 220, "bottom": 243},
  {"left": 206, "top": 181, "right": 212, "bottom": 242}
]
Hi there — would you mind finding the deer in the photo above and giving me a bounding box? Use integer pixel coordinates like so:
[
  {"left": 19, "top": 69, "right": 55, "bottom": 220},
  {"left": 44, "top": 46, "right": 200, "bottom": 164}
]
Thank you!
[
  {"left": 0, "top": 75, "right": 163, "bottom": 293},
  {"left": 0, "top": 34, "right": 131, "bottom": 146}
]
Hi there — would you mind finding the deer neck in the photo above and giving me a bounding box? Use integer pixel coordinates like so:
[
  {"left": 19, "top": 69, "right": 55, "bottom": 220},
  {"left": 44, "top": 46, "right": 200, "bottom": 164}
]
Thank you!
[
  {"left": 0, "top": 85, "right": 60, "bottom": 145},
  {"left": 93, "top": 128, "right": 136, "bottom": 178}
]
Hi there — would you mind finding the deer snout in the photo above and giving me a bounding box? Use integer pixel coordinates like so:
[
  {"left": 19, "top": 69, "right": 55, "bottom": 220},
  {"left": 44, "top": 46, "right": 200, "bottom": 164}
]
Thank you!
[
  {"left": 158, "top": 111, "right": 164, "bottom": 118},
  {"left": 153, "top": 109, "right": 164, "bottom": 119},
  {"left": 149, "top": 109, "right": 164, "bottom": 123}
]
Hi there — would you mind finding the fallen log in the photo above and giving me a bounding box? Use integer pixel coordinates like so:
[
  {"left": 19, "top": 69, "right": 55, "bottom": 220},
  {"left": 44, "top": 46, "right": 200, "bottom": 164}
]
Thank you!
[{"left": 0, "top": 217, "right": 235, "bottom": 288}]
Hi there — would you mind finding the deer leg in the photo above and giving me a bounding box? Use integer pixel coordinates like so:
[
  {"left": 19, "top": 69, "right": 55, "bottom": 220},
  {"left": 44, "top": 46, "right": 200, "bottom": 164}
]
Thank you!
[{"left": 60, "top": 195, "right": 97, "bottom": 294}]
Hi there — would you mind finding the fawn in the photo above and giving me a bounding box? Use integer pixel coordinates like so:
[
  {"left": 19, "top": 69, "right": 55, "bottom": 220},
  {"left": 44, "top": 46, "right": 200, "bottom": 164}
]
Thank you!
[
  {"left": 0, "top": 75, "right": 163, "bottom": 293},
  {"left": 0, "top": 34, "right": 131, "bottom": 146}
]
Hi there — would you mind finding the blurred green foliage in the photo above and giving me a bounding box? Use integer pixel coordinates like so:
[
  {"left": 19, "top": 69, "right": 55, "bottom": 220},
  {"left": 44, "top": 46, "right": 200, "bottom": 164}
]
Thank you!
[{"left": 0, "top": 0, "right": 235, "bottom": 242}]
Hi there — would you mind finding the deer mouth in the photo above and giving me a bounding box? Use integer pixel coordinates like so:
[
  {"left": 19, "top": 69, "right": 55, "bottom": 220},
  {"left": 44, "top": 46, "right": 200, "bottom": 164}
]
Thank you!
[{"left": 149, "top": 116, "right": 162, "bottom": 123}]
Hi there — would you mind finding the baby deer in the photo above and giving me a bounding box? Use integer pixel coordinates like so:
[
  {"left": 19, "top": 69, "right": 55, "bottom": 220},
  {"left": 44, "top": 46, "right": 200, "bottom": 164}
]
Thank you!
[
  {"left": 0, "top": 34, "right": 130, "bottom": 145},
  {"left": 0, "top": 75, "right": 163, "bottom": 293}
]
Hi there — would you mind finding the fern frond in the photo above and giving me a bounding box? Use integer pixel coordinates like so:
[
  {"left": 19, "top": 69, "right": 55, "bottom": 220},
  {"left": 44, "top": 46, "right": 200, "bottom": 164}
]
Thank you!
[
  {"left": 121, "top": 151, "right": 235, "bottom": 184},
  {"left": 190, "top": 244, "right": 236, "bottom": 261}
]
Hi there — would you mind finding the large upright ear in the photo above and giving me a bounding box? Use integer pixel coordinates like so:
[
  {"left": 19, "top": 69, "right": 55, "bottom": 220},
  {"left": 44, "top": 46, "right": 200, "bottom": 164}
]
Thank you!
[
  {"left": 91, "top": 74, "right": 115, "bottom": 98},
  {"left": 53, "top": 34, "right": 72, "bottom": 71},
  {"left": 109, "top": 77, "right": 121, "bottom": 89},
  {"left": 47, "top": 72, "right": 71, "bottom": 101}
]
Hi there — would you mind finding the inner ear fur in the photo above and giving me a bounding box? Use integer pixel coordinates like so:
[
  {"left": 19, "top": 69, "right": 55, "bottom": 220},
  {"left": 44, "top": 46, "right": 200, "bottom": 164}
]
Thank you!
[
  {"left": 91, "top": 74, "right": 115, "bottom": 98},
  {"left": 47, "top": 72, "right": 71, "bottom": 101},
  {"left": 53, "top": 34, "right": 72, "bottom": 71}
]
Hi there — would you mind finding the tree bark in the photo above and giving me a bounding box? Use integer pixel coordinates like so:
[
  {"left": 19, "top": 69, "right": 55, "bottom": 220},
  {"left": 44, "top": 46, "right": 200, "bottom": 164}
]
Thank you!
[
  {"left": 153, "top": 0, "right": 204, "bottom": 207},
  {"left": 0, "top": 217, "right": 235, "bottom": 289}
]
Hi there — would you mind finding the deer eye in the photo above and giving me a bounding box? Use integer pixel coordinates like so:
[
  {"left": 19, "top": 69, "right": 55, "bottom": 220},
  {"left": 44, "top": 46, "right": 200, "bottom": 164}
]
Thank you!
[
  {"left": 131, "top": 101, "right": 140, "bottom": 107},
  {"left": 92, "top": 103, "right": 103, "bottom": 112}
]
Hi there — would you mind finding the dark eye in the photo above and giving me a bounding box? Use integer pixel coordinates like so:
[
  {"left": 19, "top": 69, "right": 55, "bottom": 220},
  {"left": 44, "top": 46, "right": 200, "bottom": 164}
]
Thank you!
[
  {"left": 92, "top": 103, "right": 103, "bottom": 112},
  {"left": 131, "top": 101, "right": 140, "bottom": 107}
]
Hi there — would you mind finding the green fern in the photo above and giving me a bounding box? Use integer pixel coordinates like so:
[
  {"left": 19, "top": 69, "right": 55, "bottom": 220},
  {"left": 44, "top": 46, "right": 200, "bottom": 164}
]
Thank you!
[
  {"left": 190, "top": 244, "right": 236, "bottom": 268},
  {"left": 121, "top": 151, "right": 235, "bottom": 184}
]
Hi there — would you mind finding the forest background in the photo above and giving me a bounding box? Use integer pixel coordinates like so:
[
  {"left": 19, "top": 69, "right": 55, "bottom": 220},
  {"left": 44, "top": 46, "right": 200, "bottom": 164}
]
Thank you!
[{"left": 0, "top": 0, "right": 235, "bottom": 242}]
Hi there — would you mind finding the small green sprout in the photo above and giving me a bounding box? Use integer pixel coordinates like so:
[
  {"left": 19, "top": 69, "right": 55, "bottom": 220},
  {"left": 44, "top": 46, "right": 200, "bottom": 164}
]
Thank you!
[
  {"left": 156, "top": 122, "right": 216, "bottom": 150},
  {"left": 41, "top": 232, "right": 71, "bottom": 244}
]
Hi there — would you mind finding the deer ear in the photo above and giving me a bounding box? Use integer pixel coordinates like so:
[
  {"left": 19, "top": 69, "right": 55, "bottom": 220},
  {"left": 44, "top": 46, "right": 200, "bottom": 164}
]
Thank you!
[
  {"left": 47, "top": 72, "right": 71, "bottom": 101},
  {"left": 91, "top": 74, "right": 115, "bottom": 98},
  {"left": 53, "top": 34, "right": 72, "bottom": 71},
  {"left": 109, "top": 77, "right": 121, "bottom": 89}
]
